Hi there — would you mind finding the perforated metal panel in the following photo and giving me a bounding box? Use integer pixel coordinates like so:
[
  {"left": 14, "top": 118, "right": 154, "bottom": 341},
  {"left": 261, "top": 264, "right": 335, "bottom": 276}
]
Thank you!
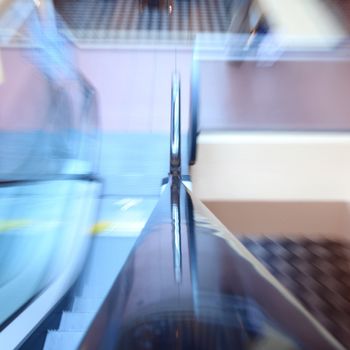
[
  {"left": 240, "top": 236, "right": 350, "bottom": 348},
  {"left": 54, "top": 0, "right": 230, "bottom": 42}
]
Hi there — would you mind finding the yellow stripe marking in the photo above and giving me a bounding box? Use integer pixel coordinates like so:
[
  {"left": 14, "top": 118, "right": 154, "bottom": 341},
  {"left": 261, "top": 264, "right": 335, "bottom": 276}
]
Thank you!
[
  {"left": 0, "top": 220, "right": 31, "bottom": 232},
  {"left": 91, "top": 221, "right": 112, "bottom": 235}
]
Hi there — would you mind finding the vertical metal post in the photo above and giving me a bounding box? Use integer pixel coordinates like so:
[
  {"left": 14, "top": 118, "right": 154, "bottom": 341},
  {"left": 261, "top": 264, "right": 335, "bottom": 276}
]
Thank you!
[{"left": 170, "top": 72, "right": 182, "bottom": 282}]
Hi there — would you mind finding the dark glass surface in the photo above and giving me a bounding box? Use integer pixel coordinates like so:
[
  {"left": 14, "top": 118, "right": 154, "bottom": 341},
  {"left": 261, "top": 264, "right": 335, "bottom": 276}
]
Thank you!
[{"left": 80, "top": 177, "right": 341, "bottom": 350}]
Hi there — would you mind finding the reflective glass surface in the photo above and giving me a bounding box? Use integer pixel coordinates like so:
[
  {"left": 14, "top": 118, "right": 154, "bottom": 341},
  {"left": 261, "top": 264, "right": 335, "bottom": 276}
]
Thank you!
[{"left": 80, "top": 178, "right": 341, "bottom": 349}]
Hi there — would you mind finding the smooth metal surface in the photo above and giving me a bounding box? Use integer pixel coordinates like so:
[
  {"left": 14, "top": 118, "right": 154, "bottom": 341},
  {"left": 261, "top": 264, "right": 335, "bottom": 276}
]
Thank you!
[
  {"left": 170, "top": 72, "right": 181, "bottom": 176},
  {"left": 79, "top": 180, "right": 343, "bottom": 350}
]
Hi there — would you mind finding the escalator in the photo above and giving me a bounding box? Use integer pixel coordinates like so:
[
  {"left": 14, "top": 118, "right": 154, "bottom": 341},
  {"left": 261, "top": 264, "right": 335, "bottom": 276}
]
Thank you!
[
  {"left": 0, "top": 5, "right": 347, "bottom": 350},
  {"left": 15, "top": 72, "right": 344, "bottom": 349},
  {"left": 77, "top": 74, "right": 341, "bottom": 350}
]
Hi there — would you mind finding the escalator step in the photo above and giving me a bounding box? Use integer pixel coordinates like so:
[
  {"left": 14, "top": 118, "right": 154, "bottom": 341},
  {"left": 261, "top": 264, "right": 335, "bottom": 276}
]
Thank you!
[
  {"left": 81, "top": 284, "right": 114, "bottom": 299},
  {"left": 59, "top": 312, "right": 95, "bottom": 332},
  {"left": 82, "top": 237, "right": 138, "bottom": 290},
  {"left": 72, "top": 297, "right": 103, "bottom": 313},
  {"left": 43, "top": 331, "right": 83, "bottom": 350}
]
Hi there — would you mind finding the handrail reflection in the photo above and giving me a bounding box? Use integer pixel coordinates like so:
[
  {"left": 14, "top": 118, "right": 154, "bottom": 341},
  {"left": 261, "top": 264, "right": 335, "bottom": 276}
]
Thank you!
[
  {"left": 171, "top": 176, "right": 182, "bottom": 283},
  {"left": 170, "top": 72, "right": 181, "bottom": 176}
]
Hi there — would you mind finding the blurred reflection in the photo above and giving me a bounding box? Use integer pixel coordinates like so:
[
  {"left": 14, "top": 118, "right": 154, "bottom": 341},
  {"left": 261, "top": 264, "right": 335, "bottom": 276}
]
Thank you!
[
  {"left": 0, "top": 5, "right": 98, "bottom": 181},
  {"left": 80, "top": 179, "right": 340, "bottom": 349},
  {"left": 0, "top": 1, "right": 99, "bottom": 329},
  {"left": 0, "top": 180, "right": 97, "bottom": 327},
  {"left": 171, "top": 176, "right": 182, "bottom": 283}
]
